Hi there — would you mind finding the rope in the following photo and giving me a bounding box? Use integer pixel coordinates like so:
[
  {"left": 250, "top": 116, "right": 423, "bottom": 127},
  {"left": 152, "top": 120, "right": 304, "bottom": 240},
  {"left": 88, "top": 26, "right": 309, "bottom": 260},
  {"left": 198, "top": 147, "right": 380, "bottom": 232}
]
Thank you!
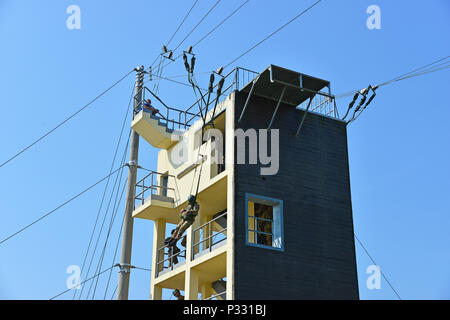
[{"left": 0, "top": 69, "right": 134, "bottom": 170}]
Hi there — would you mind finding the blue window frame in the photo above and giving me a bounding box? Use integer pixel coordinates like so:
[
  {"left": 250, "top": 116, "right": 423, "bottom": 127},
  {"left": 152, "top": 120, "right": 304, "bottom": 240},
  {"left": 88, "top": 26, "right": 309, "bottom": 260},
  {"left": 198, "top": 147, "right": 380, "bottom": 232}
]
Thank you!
[{"left": 245, "top": 193, "right": 284, "bottom": 251}]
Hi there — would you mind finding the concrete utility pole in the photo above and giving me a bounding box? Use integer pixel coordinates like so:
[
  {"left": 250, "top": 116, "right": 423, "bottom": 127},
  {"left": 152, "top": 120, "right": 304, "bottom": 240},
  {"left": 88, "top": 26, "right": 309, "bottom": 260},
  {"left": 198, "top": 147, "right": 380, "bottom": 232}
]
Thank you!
[{"left": 117, "top": 65, "right": 144, "bottom": 300}]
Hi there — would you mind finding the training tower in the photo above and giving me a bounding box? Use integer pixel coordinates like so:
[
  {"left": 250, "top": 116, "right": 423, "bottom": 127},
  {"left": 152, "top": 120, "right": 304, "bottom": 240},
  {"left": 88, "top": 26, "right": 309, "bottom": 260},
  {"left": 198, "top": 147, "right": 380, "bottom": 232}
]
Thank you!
[{"left": 130, "top": 65, "right": 359, "bottom": 300}]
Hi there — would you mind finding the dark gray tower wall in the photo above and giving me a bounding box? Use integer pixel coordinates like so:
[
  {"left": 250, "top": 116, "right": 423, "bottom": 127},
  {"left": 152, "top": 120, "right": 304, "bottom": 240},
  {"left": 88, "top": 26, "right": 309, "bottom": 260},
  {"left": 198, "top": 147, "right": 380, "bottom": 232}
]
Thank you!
[{"left": 233, "top": 91, "right": 359, "bottom": 299}]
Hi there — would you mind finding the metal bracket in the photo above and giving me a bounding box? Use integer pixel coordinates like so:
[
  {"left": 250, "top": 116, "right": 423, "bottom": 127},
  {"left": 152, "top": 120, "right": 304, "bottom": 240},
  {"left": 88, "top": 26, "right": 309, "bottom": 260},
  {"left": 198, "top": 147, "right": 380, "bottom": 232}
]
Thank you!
[
  {"left": 125, "top": 160, "right": 137, "bottom": 168},
  {"left": 267, "top": 86, "right": 287, "bottom": 131},
  {"left": 295, "top": 93, "right": 316, "bottom": 137},
  {"left": 237, "top": 74, "right": 260, "bottom": 123},
  {"left": 114, "top": 263, "right": 135, "bottom": 274}
]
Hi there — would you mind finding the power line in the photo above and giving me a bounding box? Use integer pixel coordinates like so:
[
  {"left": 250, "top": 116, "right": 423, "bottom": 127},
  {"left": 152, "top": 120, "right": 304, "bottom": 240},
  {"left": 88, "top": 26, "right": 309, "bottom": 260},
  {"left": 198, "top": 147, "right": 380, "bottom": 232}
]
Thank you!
[
  {"left": 74, "top": 86, "right": 135, "bottom": 299},
  {"left": 193, "top": 0, "right": 249, "bottom": 49},
  {"left": 0, "top": 166, "right": 124, "bottom": 246},
  {"left": 160, "top": 0, "right": 250, "bottom": 71},
  {"left": 224, "top": 0, "right": 323, "bottom": 69},
  {"left": 150, "top": 0, "right": 200, "bottom": 68},
  {"left": 89, "top": 159, "right": 129, "bottom": 299},
  {"left": 340, "top": 56, "right": 450, "bottom": 122},
  {"left": 336, "top": 55, "right": 450, "bottom": 99},
  {"left": 172, "top": 0, "right": 222, "bottom": 53},
  {"left": 50, "top": 266, "right": 115, "bottom": 300},
  {"left": 79, "top": 134, "right": 130, "bottom": 300},
  {"left": 378, "top": 55, "right": 450, "bottom": 87},
  {"left": 0, "top": 69, "right": 135, "bottom": 170},
  {"left": 354, "top": 234, "right": 402, "bottom": 300},
  {"left": 166, "top": 0, "right": 200, "bottom": 47}
]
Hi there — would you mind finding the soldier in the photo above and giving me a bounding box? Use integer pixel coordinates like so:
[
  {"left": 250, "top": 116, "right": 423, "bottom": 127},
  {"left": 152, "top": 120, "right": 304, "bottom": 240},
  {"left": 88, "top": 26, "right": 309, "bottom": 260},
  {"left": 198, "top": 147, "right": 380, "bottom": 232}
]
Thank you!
[
  {"left": 142, "top": 99, "right": 159, "bottom": 116},
  {"left": 173, "top": 289, "right": 184, "bottom": 300},
  {"left": 168, "top": 195, "right": 200, "bottom": 246}
]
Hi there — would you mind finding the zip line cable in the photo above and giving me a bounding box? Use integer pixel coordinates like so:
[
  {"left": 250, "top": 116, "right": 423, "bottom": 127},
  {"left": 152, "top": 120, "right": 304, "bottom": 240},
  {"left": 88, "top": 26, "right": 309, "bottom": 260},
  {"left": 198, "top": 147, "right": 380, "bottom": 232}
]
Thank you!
[
  {"left": 223, "top": 0, "right": 323, "bottom": 69},
  {"left": 0, "top": 166, "right": 124, "bottom": 246},
  {"left": 0, "top": 69, "right": 135, "bottom": 170},
  {"left": 73, "top": 86, "right": 135, "bottom": 300},
  {"left": 354, "top": 234, "right": 402, "bottom": 300}
]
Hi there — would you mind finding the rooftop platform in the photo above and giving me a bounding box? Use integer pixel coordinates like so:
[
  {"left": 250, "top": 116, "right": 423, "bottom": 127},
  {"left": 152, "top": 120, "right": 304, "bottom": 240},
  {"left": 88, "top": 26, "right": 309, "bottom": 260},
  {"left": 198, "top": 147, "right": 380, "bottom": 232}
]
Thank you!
[{"left": 240, "top": 65, "right": 332, "bottom": 107}]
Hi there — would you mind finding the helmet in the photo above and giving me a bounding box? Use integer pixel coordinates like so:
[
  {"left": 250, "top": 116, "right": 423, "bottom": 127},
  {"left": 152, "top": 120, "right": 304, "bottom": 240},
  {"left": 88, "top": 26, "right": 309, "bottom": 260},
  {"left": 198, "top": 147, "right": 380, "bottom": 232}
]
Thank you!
[
  {"left": 172, "top": 289, "right": 180, "bottom": 296},
  {"left": 187, "top": 195, "right": 196, "bottom": 204}
]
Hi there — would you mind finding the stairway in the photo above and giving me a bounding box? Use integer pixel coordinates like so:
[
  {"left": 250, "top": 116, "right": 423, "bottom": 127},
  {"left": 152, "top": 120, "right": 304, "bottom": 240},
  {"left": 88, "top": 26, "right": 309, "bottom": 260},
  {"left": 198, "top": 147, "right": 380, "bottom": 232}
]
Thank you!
[{"left": 131, "top": 110, "right": 182, "bottom": 149}]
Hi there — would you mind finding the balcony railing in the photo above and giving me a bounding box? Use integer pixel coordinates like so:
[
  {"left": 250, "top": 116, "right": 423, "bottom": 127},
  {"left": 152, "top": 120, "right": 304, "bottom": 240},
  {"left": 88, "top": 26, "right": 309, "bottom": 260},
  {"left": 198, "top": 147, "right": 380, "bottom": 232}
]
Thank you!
[
  {"left": 192, "top": 211, "right": 227, "bottom": 260},
  {"left": 156, "top": 241, "right": 186, "bottom": 277},
  {"left": 134, "top": 169, "right": 176, "bottom": 208},
  {"left": 204, "top": 291, "right": 226, "bottom": 301}
]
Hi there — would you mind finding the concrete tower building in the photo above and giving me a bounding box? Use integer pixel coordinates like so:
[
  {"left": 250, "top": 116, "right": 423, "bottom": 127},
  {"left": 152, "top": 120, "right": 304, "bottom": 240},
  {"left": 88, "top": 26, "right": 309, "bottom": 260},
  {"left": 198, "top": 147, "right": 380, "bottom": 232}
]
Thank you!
[{"left": 130, "top": 65, "right": 359, "bottom": 300}]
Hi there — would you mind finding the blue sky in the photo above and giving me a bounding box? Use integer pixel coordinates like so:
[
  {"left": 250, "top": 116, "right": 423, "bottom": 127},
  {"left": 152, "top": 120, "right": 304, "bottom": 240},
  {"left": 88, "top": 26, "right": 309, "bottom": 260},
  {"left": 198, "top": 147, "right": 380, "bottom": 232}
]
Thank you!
[{"left": 0, "top": 0, "right": 449, "bottom": 300}]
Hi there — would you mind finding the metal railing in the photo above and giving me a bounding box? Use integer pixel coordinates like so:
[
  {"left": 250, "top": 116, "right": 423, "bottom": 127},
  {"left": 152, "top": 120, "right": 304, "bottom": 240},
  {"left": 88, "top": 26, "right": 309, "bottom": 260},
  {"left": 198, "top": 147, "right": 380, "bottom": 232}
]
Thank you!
[
  {"left": 204, "top": 291, "right": 226, "bottom": 301},
  {"left": 192, "top": 211, "right": 227, "bottom": 259},
  {"left": 134, "top": 67, "right": 259, "bottom": 131},
  {"left": 156, "top": 242, "right": 186, "bottom": 277},
  {"left": 183, "top": 67, "right": 258, "bottom": 128},
  {"left": 134, "top": 86, "right": 200, "bottom": 130},
  {"left": 297, "top": 91, "right": 337, "bottom": 118},
  {"left": 134, "top": 169, "right": 176, "bottom": 207}
]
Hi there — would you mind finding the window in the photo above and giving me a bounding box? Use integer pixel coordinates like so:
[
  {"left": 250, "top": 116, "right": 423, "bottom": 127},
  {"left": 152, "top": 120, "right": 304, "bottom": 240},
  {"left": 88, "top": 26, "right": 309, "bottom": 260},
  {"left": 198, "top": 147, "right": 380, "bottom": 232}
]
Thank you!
[
  {"left": 245, "top": 193, "right": 284, "bottom": 251},
  {"left": 160, "top": 174, "right": 169, "bottom": 197}
]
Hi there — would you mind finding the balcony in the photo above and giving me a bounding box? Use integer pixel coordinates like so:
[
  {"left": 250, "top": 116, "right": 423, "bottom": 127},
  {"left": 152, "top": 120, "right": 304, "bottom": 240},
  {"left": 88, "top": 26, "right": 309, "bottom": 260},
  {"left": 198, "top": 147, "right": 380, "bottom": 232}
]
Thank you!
[
  {"left": 192, "top": 211, "right": 227, "bottom": 260},
  {"left": 132, "top": 169, "right": 179, "bottom": 223},
  {"left": 156, "top": 240, "right": 187, "bottom": 277}
]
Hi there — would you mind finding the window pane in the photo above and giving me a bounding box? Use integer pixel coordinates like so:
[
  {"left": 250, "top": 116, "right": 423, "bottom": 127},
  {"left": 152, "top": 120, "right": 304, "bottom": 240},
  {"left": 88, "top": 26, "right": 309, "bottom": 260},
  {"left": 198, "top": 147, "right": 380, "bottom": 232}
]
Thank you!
[
  {"left": 248, "top": 230, "right": 256, "bottom": 244},
  {"left": 248, "top": 201, "right": 255, "bottom": 217},
  {"left": 256, "top": 232, "right": 272, "bottom": 246},
  {"left": 248, "top": 217, "right": 255, "bottom": 231}
]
